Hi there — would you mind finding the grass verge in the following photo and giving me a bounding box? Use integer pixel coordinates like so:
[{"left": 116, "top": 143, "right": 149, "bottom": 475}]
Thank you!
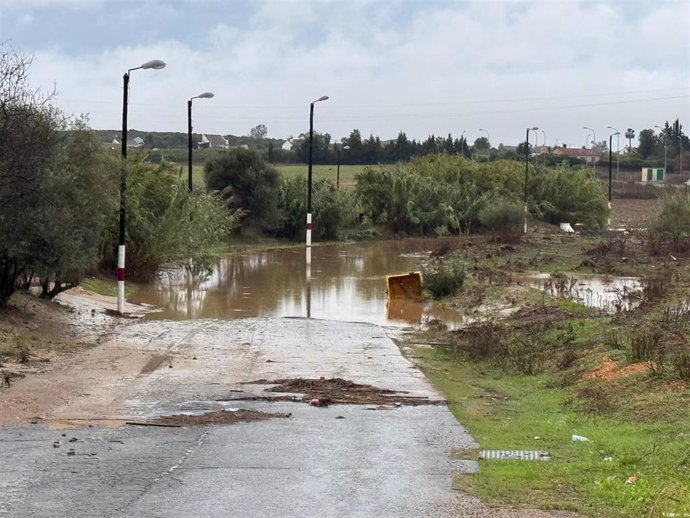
[{"left": 412, "top": 346, "right": 690, "bottom": 517}]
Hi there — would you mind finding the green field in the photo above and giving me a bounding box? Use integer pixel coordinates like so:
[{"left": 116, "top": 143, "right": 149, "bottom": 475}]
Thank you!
[
  {"left": 186, "top": 163, "right": 369, "bottom": 190},
  {"left": 275, "top": 164, "right": 368, "bottom": 189}
]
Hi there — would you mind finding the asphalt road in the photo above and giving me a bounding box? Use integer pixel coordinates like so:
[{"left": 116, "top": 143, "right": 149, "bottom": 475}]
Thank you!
[{"left": 0, "top": 318, "right": 485, "bottom": 517}]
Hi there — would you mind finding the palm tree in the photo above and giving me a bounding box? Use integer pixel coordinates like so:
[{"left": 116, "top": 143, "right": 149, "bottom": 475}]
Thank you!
[{"left": 625, "top": 128, "right": 635, "bottom": 152}]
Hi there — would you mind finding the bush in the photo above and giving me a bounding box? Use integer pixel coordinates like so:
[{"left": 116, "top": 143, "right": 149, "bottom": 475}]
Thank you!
[
  {"left": 478, "top": 199, "right": 523, "bottom": 242},
  {"left": 275, "top": 177, "right": 359, "bottom": 241},
  {"left": 531, "top": 164, "right": 609, "bottom": 228},
  {"left": 423, "top": 258, "right": 465, "bottom": 299},
  {"left": 355, "top": 154, "right": 609, "bottom": 236},
  {"left": 204, "top": 148, "right": 280, "bottom": 229},
  {"left": 654, "top": 191, "right": 690, "bottom": 244},
  {"left": 105, "top": 158, "right": 242, "bottom": 281}
]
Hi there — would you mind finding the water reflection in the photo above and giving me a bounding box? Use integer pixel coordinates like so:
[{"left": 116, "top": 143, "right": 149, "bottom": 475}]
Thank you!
[
  {"left": 131, "top": 240, "right": 468, "bottom": 328},
  {"left": 525, "top": 273, "right": 644, "bottom": 313}
]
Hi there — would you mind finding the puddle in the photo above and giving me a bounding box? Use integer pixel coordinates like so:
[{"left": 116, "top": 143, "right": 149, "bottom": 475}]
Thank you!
[
  {"left": 523, "top": 273, "right": 644, "bottom": 313},
  {"left": 131, "top": 240, "right": 468, "bottom": 329}
]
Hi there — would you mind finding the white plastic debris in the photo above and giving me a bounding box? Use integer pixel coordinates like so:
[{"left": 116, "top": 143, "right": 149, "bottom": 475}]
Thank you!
[
  {"left": 571, "top": 434, "right": 589, "bottom": 442},
  {"left": 560, "top": 223, "right": 575, "bottom": 233}
]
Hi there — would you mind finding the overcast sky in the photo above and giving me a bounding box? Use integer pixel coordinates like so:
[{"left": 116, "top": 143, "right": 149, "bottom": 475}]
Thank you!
[{"left": 1, "top": 0, "right": 688, "bottom": 147}]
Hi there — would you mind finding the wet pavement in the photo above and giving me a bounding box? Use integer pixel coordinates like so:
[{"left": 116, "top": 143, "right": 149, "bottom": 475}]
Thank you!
[{"left": 0, "top": 317, "right": 485, "bottom": 518}]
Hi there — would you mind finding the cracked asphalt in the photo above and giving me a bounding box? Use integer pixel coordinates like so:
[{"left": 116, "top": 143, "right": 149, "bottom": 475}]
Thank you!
[{"left": 0, "top": 317, "right": 580, "bottom": 517}]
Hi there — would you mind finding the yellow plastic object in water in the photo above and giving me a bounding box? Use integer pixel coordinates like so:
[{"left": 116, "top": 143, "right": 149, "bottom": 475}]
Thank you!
[{"left": 386, "top": 272, "right": 423, "bottom": 302}]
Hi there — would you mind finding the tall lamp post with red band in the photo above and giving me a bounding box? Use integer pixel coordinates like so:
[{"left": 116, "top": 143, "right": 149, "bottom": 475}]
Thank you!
[
  {"left": 118, "top": 59, "right": 166, "bottom": 315},
  {"left": 305, "top": 97, "right": 329, "bottom": 276}
]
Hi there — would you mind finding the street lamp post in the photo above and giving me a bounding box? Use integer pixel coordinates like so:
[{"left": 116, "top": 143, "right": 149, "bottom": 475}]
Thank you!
[
  {"left": 187, "top": 92, "right": 214, "bottom": 192},
  {"left": 118, "top": 59, "right": 166, "bottom": 315},
  {"left": 655, "top": 125, "right": 667, "bottom": 175},
  {"left": 306, "top": 95, "right": 329, "bottom": 316},
  {"left": 524, "top": 126, "right": 539, "bottom": 234},
  {"left": 336, "top": 144, "right": 350, "bottom": 189},
  {"left": 608, "top": 131, "right": 619, "bottom": 223},
  {"left": 608, "top": 126, "right": 620, "bottom": 180},
  {"left": 479, "top": 128, "right": 490, "bottom": 161},
  {"left": 680, "top": 135, "right": 684, "bottom": 177},
  {"left": 584, "top": 126, "right": 596, "bottom": 173}
]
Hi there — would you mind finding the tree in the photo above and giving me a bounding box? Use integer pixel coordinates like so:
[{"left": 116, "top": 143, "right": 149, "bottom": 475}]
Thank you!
[
  {"left": 249, "top": 124, "right": 267, "bottom": 140},
  {"left": 0, "top": 46, "right": 60, "bottom": 305},
  {"left": 638, "top": 129, "right": 656, "bottom": 159},
  {"left": 625, "top": 128, "right": 635, "bottom": 152},
  {"left": 0, "top": 47, "right": 126, "bottom": 303},
  {"left": 516, "top": 141, "right": 532, "bottom": 156},
  {"left": 343, "top": 129, "right": 364, "bottom": 164},
  {"left": 204, "top": 148, "right": 280, "bottom": 229}
]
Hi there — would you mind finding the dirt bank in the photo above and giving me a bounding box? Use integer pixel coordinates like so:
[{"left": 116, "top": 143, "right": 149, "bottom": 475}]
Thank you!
[{"left": 0, "top": 289, "right": 154, "bottom": 426}]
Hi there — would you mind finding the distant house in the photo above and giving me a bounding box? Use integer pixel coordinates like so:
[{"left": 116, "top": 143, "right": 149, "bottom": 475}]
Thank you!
[
  {"left": 281, "top": 138, "right": 303, "bottom": 151},
  {"left": 198, "top": 134, "right": 229, "bottom": 149},
  {"left": 110, "top": 136, "right": 144, "bottom": 149},
  {"left": 551, "top": 144, "right": 601, "bottom": 164},
  {"left": 127, "top": 136, "right": 145, "bottom": 148}
]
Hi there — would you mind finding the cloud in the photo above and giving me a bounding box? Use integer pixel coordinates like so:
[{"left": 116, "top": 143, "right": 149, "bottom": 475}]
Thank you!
[{"left": 14, "top": 0, "right": 690, "bottom": 145}]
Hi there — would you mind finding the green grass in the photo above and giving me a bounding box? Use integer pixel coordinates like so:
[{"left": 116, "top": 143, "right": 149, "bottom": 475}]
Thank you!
[
  {"left": 412, "top": 346, "right": 690, "bottom": 517},
  {"left": 275, "top": 164, "right": 368, "bottom": 189}
]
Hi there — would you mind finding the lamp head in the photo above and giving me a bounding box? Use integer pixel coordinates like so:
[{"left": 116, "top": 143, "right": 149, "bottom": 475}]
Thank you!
[
  {"left": 314, "top": 95, "right": 329, "bottom": 103},
  {"left": 529, "top": 127, "right": 539, "bottom": 131},
  {"left": 141, "top": 59, "right": 166, "bottom": 70},
  {"left": 198, "top": 92, "right": 214, "bottom": 99}
]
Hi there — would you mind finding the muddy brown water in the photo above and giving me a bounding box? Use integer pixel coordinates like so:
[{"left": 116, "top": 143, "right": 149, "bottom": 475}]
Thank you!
[
  {"left": 131, "top": 239, "right": 467, "bottom": 328},
  {"left": 131, "top": 240, "right": 646, "bottom": 327}
]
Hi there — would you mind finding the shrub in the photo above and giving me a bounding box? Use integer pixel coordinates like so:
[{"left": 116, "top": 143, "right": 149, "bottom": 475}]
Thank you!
[
  {"left": 654, "top": 191, "right": 690, "bottom": 245},
  {"left": 204, "top": 148, "right": 280, "bottom": 229},
  {"left": 531, "top": 164, "right": 609, "bottom": 228},
  {"left": 423, "top": 258, "right": 465, "bottom": 299},
  {"left": 105, "top": 158, "right": 242, "bottom": 281},
  {"left": 355, "top": 154, "right": 609, "bottom": 236},
  {"left": 275, "top": 177, "right": 359, "bottom": 241},
  {"left": 478, "top": 199, "right": 524, "bottom": 242}
]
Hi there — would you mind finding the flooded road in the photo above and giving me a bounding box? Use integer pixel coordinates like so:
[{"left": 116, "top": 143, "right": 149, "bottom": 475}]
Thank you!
[{"left": 131, "top": 239, "right": 467, "bottom": 328}]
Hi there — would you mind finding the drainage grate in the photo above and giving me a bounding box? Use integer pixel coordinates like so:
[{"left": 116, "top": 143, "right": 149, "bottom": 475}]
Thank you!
[{"left": 479, "top": 450, "right": 550, "bottom": 461}]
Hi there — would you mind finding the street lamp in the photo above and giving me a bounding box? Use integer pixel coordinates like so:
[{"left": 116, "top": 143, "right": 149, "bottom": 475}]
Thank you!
[
  {"left": 118, "top": 59, "right": 166, "bottom": 315},
  {"left": 655, "top": 125, "right": 667, "bottom": 175},
  {"left": 524, "top": 126, "right": 539, "bottom": 234},
  {"left": 187, "top": 92, "right": 214, "bottom": 192},
  {"left": 306, "top": 95, "right": 329, "bottom": 302},
  {"left": 584, "top": 126, "right": 596, "bottom": 148},
  {"left": 680, "top": 134, "right": 684, "bottom": 178},
  {"left": 479, "top": 128, "right": 490, "bottom": 161},
  {"left": 608, "top": 130, "right": 620, "bottom": 222},
  {"left": 541, "top": 130, "right": 546, "bottom": 149},
  {"left": 336, "top": 144, "right": 350, "bottom": 189},
  {"left": 608, "top": 126, "right": 620, "bottom": 180}
]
